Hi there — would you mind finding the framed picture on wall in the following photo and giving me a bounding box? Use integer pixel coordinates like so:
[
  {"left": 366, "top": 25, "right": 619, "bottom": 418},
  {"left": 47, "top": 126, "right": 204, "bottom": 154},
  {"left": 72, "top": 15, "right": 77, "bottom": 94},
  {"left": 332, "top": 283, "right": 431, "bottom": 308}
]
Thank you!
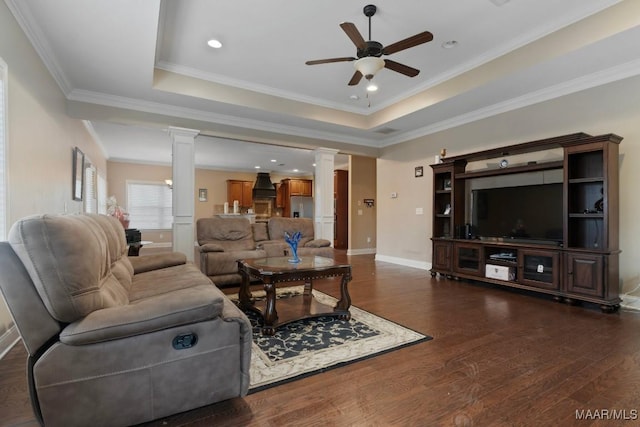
[
  {"left": 199, "top": 188, "right": 208, "bottom": 202},
  {"left": 72, "top": 147, "right": 84, "bottom": 201}
]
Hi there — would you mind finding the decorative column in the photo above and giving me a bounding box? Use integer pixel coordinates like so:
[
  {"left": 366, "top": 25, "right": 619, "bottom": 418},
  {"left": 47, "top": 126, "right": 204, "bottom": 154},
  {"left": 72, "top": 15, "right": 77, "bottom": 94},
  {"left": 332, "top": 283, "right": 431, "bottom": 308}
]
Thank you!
[
  {"left": 313, "top": 148, "right": 339, "bottom": 245},
  {"left": 168, "top": 126, "right": 199, "bottom": 261}
]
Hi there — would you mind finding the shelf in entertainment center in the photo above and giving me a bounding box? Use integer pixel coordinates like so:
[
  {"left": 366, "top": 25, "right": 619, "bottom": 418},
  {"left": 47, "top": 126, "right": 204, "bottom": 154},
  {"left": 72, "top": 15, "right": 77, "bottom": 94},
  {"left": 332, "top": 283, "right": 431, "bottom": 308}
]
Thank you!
[
  {"left": 457, "top": 160, "right": 563, "bottom": 180},
  {"left": 487, "top": 259, "right": 517, "bottom": 267},
  {"left": 568, "top": 177, "right": 604, "bottom": 183},
  {"left": 569, "top": 213, "right": 604, "bottom": 218}
]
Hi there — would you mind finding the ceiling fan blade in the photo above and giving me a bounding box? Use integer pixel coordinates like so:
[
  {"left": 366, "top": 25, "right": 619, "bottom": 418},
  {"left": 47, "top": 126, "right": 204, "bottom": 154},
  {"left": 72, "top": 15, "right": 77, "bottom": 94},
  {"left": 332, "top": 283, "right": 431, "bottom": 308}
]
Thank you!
[
  {"left": 340, "top": 22, "right": 366, "bottom": 50},
  {"left": 348, "top": 70, "right": 363, "bottom": 86},
  {"left": 382, "top": 31, "right": 434, "bottom": 55},
  {"left": 306, "top": 57, "right": 356, "bottom": 65},
  {"left": 384, "top": 59, "right": 420, "bottom": 77}
]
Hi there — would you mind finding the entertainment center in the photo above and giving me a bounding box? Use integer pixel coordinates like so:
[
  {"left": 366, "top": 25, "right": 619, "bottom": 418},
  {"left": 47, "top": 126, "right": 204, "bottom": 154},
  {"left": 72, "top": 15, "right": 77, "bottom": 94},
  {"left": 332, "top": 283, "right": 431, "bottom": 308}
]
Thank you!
[{"left": 430, "top": 132, "right": 622, "bottom": 312}]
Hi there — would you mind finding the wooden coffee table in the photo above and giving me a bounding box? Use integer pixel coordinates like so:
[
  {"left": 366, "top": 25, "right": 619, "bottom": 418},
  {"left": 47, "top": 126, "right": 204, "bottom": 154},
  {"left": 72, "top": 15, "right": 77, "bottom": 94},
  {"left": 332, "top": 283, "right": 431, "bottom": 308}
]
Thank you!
[{"left": 237, "top": 256, "right": 352, "bottom": 335}]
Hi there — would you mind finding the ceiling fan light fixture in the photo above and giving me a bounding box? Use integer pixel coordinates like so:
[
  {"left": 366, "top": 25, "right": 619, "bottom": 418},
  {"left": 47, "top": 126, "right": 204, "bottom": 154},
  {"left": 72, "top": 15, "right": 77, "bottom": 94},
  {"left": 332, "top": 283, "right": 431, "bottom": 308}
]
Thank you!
[
  {"left": 354, "top": 56, "right": 384, "bottom": 80},
  {"left": 207, "top": 39, "right": 222, "bottom": 49},
  {"left": 366, "top": 80, "right": 378, "bottom": 92}
]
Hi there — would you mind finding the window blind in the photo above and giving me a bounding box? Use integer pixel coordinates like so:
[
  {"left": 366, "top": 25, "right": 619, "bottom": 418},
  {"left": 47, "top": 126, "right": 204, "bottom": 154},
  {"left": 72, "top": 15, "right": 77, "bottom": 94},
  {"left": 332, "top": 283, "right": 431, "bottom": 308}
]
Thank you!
[
  {"left": 84, "top": 164, "right": 97, "bottom": 213},
  {"left": 126, "top": 181, "right": 173, "bottom": 230},
  {"left": 97, "top": 173, "right": 107, "bottom": 214}
]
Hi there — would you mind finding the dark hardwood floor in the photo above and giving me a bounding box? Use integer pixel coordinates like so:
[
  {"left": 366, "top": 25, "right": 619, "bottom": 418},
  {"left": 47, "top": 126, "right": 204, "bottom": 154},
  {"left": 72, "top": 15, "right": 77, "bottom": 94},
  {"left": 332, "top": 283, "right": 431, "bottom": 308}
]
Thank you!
[{"left": 2, "top": 252, "right": 640, "bottom": 426}]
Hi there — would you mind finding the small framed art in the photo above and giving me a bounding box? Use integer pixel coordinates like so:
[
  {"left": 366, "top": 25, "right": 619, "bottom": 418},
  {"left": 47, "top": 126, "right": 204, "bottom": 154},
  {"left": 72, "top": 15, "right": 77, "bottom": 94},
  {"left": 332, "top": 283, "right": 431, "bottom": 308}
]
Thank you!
[{"left": 415, "top": 166, "right": 424, "bottom": 177}]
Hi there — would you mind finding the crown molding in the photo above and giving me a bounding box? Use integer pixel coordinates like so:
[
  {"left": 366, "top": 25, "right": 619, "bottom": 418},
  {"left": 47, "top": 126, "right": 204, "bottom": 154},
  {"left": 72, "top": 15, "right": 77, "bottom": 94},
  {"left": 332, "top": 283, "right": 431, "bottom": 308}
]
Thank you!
[
  {"left": 379, "top": 58, "right": 640, "bottom": 147},
  {"left": 66, "top": 89, "right": 379, "bottom": 148},
  {"left": 81, "top": 120, "right": 109, "bottom": 159},
  {"left": 5, "top": 0, "right": 72, "bottom": 95},
  {"left": 155, "top": 61, "right": 369, "bottom": 115}
]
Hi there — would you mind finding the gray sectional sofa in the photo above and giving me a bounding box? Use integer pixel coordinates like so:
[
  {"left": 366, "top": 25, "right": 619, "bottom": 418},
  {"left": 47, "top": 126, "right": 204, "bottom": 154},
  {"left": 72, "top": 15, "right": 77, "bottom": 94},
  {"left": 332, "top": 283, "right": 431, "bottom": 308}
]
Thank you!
[
  {"left": 197, "top": 216, "right": 334, "bottom": 286},
  {"left": 0, "top": 213, "right": 252, "bottom": 427}
]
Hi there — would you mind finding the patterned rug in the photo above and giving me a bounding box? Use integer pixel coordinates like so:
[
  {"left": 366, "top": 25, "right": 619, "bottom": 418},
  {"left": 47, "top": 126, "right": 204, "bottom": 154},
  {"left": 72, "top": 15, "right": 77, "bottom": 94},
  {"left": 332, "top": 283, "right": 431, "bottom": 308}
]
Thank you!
[{"left": 228, "top": 286, "right": 432, "bottom": 392}]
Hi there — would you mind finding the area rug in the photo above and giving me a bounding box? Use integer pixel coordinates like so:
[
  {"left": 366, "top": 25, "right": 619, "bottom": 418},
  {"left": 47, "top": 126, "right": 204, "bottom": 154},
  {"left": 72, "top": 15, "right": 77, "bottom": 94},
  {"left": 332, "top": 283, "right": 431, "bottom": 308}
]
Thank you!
[{"left": 228, "top": 286, "right": 432, "bottom": 392}]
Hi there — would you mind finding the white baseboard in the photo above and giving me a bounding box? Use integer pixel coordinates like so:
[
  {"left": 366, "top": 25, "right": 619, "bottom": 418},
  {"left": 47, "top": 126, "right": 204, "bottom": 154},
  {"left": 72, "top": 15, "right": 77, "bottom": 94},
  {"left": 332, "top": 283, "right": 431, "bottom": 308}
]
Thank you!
[
  {"left": 346, "top": 248, "right": 376, "bottom": 256},
  {"left": 620, "top": 294, "right": 640, "bottom": 311},
  {"left": 375, "top": 254, "right": 431, "bottom": 271},
  {"left": 0, "top": 325, "right": 20, "bottom": 360}
]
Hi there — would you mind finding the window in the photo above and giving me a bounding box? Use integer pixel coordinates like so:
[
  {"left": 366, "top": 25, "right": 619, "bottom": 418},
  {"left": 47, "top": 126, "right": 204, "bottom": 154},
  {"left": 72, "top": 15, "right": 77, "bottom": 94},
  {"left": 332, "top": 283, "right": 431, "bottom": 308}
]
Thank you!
[
  {"left": 84, "top": 162, "right": 97, "bottom": 213},
  {"left": 0, "top": 58, "right": 7, "bottom": 240},
  {"left": 97, "top": 173, "right": 107, "bottom": 214},
  {"left": 126, "top": 181, "right": 172, "bottom": 230}
]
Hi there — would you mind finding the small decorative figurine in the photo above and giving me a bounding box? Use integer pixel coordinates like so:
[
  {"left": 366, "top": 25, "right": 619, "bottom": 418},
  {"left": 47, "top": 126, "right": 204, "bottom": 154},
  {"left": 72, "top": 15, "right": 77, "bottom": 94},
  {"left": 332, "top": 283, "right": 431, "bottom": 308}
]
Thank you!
[{"left": 284, "top": 231, "right": 302, "bottom": 263}]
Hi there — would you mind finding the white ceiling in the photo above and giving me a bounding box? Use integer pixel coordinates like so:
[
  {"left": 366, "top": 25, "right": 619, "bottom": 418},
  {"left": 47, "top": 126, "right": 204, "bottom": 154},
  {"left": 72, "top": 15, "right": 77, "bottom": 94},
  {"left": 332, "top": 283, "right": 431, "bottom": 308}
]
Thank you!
[{"left": 7, "top": 0, "right": 640, "bottom": 174}]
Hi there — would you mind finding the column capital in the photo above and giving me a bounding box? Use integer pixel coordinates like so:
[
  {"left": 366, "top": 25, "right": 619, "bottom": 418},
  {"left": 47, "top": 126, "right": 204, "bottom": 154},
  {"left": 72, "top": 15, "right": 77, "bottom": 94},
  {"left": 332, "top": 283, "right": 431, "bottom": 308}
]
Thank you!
[
  {"left": 313, "top": 147, "right": 340, "bottom": 156},
  {"left": 168, "top": 127, "right": 200, "bottom": 139}
]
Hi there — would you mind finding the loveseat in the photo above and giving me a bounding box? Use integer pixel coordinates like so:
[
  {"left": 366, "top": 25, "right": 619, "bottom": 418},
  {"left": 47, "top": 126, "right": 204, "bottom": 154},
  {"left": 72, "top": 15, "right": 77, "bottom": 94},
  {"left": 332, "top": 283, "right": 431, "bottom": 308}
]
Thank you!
[
  {"left": 197, "top": 216, "right": 333, "bottom": 286},
  {"left": 0, "top": 213, "right": 252, "bottom": 427}
]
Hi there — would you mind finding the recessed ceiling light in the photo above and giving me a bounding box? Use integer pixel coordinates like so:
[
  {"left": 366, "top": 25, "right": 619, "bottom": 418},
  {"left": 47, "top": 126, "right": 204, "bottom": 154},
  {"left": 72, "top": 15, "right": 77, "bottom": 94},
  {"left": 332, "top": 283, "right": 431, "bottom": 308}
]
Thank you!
[
  {"left": 293, "top": 169, "right": 299, "bottom": 172},
  {"left": 207, "top": 39, "right": 222, "bottom": 49},
  {"left": 254, "top": 165, "right": 260, "bottom": 169},
  {"left": 270, "top": 159, "right": 277, "bottom": 163},
  {"left": 441, "top": 40, "right": 459, "bottom": 49},
  {"left": 312, "top": 163, "right": 316, "bottom": 167}
]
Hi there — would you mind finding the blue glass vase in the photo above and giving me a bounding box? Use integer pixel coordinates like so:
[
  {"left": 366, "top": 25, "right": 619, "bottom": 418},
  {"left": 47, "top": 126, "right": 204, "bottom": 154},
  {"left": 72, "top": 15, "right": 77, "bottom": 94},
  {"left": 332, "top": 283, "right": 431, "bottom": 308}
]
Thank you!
[{"left": 285, "top": 231, "right": 302, "bottom": 263}]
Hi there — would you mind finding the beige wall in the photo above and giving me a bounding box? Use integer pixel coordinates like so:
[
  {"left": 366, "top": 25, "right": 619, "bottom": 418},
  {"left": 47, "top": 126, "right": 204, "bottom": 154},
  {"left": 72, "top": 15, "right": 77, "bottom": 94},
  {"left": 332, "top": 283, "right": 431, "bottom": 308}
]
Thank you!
[
  {"left": 377, "top": 74, "right": 640, "bottom": 293},
  {"left": 348, "top": 156, "right": 376, "bottom": 252},
  {"left": 0, "top": 3, "right": 107, "bottom": 335}
]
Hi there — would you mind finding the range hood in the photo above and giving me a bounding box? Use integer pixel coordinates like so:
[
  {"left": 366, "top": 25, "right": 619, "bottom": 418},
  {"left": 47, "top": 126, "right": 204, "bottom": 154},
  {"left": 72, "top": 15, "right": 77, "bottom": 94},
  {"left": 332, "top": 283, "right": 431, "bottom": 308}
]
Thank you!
[{"left": 252, "top": 172, "right": 276, "bottom": 198}]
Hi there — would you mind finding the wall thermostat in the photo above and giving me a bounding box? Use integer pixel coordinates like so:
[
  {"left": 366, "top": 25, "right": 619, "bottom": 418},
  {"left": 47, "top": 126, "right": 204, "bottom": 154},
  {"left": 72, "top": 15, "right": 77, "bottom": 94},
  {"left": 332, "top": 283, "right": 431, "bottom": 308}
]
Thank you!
[{"left": 499, "top": 159, "right": 509, "bottom": 168}]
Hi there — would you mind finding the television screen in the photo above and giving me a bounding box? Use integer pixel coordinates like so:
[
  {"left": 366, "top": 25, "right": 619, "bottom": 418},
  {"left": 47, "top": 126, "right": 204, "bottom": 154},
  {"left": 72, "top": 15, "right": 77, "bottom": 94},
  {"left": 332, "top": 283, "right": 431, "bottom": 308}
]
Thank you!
[{"left": 471, "top": 183, "right": 563, "bottom": 243}]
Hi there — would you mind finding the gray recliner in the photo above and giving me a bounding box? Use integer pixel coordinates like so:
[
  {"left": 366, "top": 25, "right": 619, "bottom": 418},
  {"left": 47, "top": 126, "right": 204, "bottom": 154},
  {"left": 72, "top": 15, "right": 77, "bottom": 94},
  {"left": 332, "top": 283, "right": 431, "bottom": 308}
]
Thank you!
[{"left": 0, "top": 213, "right": 252, "bottom": 427}]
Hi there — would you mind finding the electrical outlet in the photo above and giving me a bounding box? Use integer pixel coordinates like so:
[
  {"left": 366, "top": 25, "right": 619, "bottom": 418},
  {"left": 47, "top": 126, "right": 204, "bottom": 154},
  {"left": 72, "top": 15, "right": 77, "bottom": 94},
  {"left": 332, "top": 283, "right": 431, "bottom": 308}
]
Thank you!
[{"left": 367, "top": 237, "right": 371, "bottom": 243}]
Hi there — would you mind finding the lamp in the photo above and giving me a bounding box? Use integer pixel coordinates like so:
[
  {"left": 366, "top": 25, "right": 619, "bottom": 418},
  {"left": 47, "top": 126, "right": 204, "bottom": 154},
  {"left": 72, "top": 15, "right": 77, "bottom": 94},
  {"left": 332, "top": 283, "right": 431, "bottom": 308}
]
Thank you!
[{"left": 354, "top": 56, "right": 384, "bottom": 82}]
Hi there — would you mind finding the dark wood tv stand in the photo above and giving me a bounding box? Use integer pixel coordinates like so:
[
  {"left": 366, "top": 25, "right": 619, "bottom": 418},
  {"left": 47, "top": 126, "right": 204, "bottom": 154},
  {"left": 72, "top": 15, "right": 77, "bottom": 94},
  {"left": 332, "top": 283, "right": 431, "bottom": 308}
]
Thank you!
[{"left": 430, "top": 133, "right": 622, "bottom": 312}]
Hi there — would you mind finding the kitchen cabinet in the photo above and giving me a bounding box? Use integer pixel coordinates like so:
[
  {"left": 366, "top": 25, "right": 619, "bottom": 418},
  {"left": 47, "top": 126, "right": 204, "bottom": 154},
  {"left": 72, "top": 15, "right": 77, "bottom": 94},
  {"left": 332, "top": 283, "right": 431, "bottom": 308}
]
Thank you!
[{"left": 227, "top": 180, "right": 253, "bottom": 208}]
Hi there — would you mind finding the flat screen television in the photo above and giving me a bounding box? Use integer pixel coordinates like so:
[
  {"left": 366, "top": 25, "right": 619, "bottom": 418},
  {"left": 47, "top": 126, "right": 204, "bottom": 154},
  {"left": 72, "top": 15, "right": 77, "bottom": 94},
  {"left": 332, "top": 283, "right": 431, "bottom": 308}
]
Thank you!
[{"left": 471, "top": 183, "right": 563, "bottom": 245}]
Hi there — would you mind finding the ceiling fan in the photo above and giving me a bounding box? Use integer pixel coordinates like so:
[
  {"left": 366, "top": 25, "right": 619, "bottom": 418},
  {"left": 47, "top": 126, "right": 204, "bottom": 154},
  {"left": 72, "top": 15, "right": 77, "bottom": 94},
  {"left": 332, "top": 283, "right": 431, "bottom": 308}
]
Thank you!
[{"left": 305, "top": 4, "right": 433, "bottom": 87}]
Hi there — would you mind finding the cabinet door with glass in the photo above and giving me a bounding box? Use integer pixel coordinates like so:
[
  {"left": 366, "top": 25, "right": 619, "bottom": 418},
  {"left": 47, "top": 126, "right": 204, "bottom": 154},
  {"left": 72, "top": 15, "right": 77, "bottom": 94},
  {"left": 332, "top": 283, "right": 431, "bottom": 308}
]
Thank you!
[
  {"left": 518, "top": 249, "right": 560, "bottom": 290},
  {"left": 453, "top": 242, "right": 482, "bottom": 276}
]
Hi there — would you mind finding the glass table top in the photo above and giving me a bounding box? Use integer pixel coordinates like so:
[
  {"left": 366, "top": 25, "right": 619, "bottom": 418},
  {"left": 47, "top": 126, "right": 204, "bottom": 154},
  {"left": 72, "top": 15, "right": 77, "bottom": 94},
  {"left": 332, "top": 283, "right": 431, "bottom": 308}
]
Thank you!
[{"left": 242, "top": 256, "right": 349, "bottom": 273}]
